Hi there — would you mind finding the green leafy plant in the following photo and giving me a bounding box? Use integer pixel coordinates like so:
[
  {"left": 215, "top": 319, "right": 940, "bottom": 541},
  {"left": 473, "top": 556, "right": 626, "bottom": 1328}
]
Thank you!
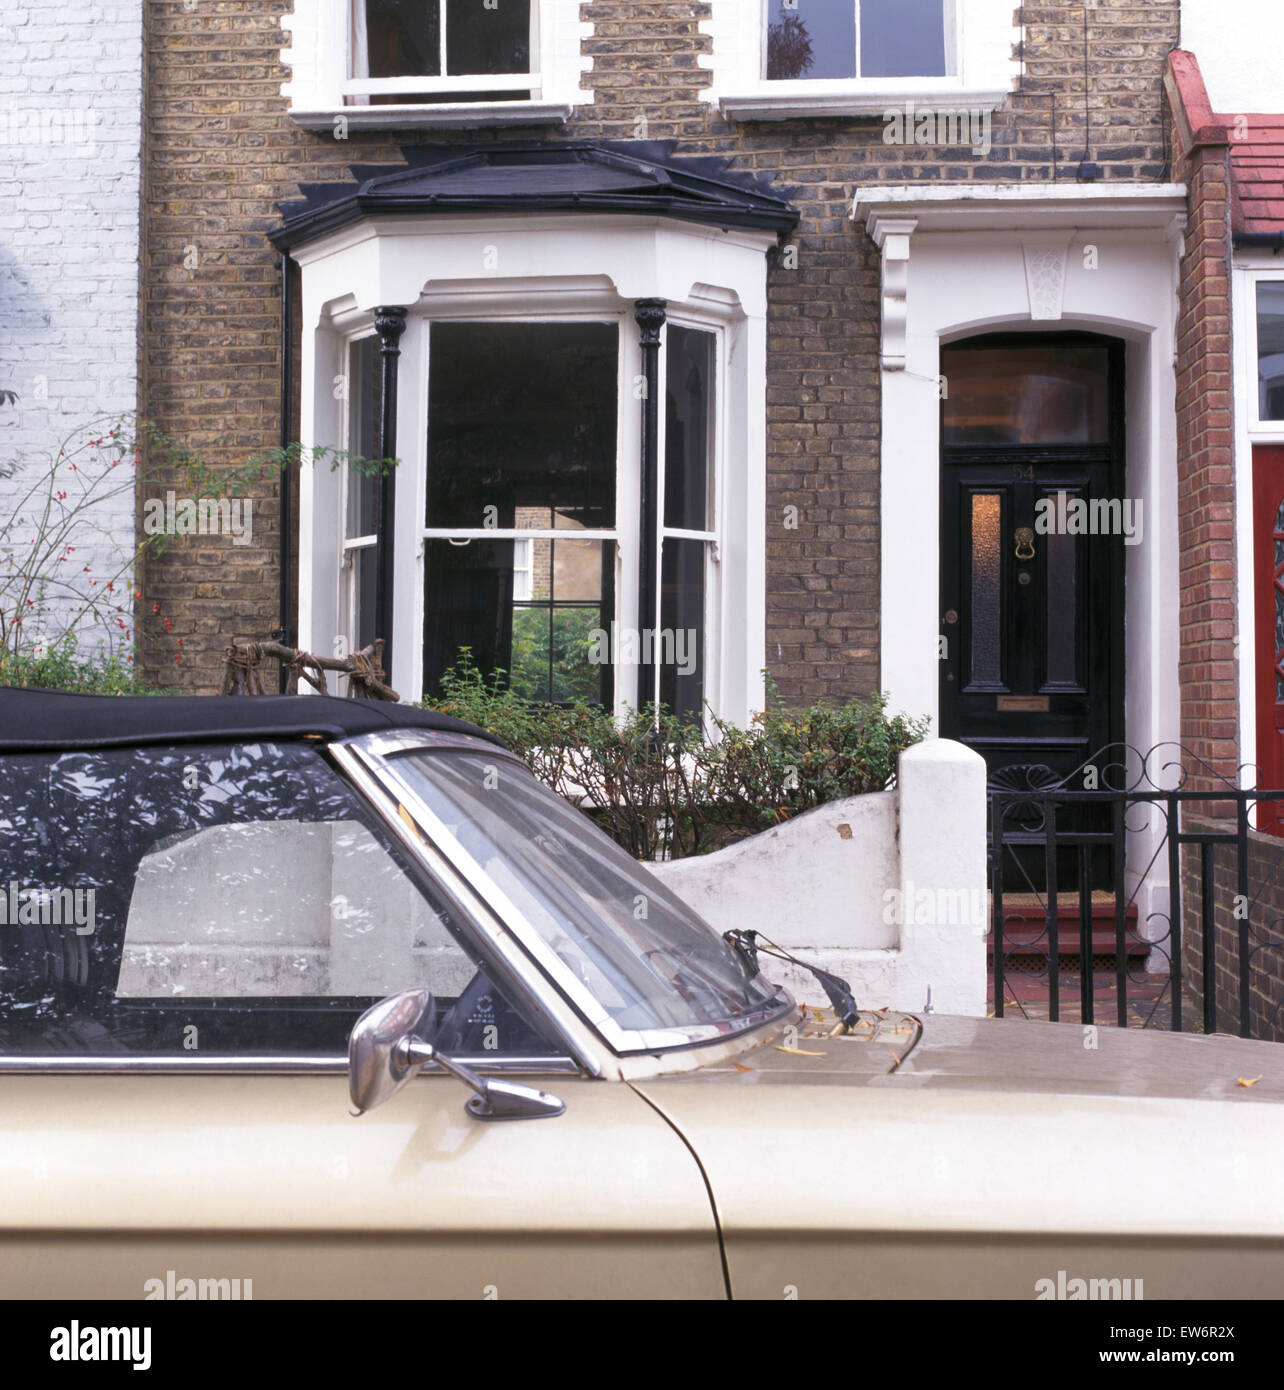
[
  {"left": 424, "top": 652, "right": 929, "bottom": 860},
  {"left": 0, "top": 637, "right": 173, "bottom": 695}
]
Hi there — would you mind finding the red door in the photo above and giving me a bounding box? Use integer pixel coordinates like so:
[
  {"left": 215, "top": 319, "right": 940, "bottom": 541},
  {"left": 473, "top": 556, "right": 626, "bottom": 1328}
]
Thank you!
[{"left": 1253, "top": 446, "right": 1284, "bottom": 826}]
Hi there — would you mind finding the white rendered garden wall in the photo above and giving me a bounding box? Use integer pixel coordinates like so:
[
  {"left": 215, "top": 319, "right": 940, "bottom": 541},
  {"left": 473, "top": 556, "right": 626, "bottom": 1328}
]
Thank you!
[{"left": 650, "top": 738, "right": 989, "bottom": 1016}]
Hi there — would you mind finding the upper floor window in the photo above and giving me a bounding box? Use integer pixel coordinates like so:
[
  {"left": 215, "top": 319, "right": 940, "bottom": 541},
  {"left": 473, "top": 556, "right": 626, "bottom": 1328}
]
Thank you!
[
  {"left": 350, "top": 0, "right": 533, "bottom": 106},
  {"left": 282, "top": 0, "right": 592, "bottom": 130},
  {"left": 765, "top": 0, "right": 953, "bottom": 82},
  {"left": 700, "top": 0, "right": 1018, "bottom": 122}
]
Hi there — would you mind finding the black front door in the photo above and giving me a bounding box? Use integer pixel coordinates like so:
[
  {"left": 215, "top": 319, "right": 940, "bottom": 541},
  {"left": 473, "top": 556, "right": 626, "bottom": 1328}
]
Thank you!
[{"left": 939, "top": 333, "right": 1125, "bottom": 801}]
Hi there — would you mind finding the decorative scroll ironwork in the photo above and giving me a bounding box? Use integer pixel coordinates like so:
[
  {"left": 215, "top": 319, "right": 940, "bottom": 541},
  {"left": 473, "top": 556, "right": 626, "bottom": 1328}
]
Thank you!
[{"left": 988, "top": 742, "right": 1284, "bottom": 1040}]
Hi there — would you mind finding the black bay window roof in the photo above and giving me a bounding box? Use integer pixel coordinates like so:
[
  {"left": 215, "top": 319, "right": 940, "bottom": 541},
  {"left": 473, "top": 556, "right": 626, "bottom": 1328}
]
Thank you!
[{"left": 268, "top": 140, "right": 798, "bottom": 251}]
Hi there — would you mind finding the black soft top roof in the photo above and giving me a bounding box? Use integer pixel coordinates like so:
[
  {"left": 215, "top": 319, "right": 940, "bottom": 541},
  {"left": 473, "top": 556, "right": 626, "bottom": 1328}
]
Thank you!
[{"left": 0, "top": 688, "right": 501, "bottom": 753}]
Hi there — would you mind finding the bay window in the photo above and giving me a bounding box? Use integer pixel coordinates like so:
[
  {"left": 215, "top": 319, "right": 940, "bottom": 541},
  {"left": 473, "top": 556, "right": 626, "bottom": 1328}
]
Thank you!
[{"left": 277, "top": 141, "right": 793, "bottom": 726}]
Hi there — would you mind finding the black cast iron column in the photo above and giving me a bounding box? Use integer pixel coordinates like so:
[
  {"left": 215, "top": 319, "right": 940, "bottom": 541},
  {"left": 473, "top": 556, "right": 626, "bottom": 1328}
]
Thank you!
[
  {"left": 373, "top": 306, "right": 407, "bottom": 669},
  {"left": 635, "top": 298, "right": 666, "bottom": 717}
]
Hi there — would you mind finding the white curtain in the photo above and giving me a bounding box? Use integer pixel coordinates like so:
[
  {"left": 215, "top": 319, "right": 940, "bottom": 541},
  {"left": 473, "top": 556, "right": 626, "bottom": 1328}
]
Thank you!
[{"left": 349, "top": 0, "right": 370, "bottom": 104}]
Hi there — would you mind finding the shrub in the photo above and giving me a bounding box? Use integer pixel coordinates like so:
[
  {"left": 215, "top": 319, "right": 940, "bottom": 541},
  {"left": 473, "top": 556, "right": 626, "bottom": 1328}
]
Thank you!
[
  {"left": 423, "top": 653, "right": 929, "bottom": 859},
  {"left": 0, "top": 639, "right": 173, "bottom": 696}
]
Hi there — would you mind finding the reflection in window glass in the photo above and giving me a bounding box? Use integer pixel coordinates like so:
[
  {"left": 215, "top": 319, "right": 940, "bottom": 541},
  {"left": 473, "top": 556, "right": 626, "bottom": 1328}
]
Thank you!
[
  {"left": 665, "top": 327, "right": 714, "bottom": 532},
  {"left": 660, "top": 539, "right": 705, "bottom": 724},
  {"left": 423, "top": 321, "right": 618, "bottom": 704},
  {"left": 860, "top": 0, "right": 947, "bottom": 78},
  {"left": 1258, "top": 282, "right": 1284, "bottom": 422},
  {"left": 765, "top": 0, "right": 948, "bottom": 80},
  {"left": 426, "top": 322, "right": 617, "bottom": 532},
  {"left": 353, "top": 0, "right": 532, "bottom": 105},
  {"left": 943, "top": 345, "right": 1111, "bottom": 446},
  {"left": 423, "top": 538, "right": 613, "bottom": 705},
  {"left": 1045, "top": 525, "right": 1077, "bottom": 686},
  {"left": 766, "top": 0, "right": 855, "bottom": 80},
  {"left": 0, "top": 742, "right": 556, "bottom": 1056},
  {"left": 969, "top": 493, "right": 1001, "bottom": 687},
  {"left": 361, "top": 0, "right": 441, "bottom": 78},
  {"left": 394, "top": 750, "right": 780, "bottom": 1035}
]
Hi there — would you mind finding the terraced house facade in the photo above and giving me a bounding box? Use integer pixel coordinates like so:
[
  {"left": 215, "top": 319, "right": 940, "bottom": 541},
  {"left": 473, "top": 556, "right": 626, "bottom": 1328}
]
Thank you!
[{"left": 9, "top": 0, "right": 1284, "bottom": 804}]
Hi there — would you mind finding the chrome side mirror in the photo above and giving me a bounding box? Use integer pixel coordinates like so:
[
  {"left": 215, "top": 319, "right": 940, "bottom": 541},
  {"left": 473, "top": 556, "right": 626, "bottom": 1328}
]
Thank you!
[{"left": 348, "top": 988, "right": 565, "bottom": 1121}]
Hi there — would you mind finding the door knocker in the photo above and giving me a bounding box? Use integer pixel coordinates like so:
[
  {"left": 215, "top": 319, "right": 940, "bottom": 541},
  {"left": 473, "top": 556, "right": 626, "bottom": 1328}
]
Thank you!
[{"left": 1014, "top": 527, "right": 1036, "bottom": 561}]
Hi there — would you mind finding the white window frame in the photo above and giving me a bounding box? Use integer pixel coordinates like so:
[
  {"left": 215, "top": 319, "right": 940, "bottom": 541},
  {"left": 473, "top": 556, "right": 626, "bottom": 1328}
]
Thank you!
[
  {"left": 650, "top": 315, "right": 725, "bottom": 722},
  {"left": 511, "top": 537, "right": 534, "bottom": 602},
  {"left": 700, "top": 0, "right": 1020, "bottom": 121},
  {"left": 294, "top": 215, "right": 772, "bottom": 728},
  {"left": 282, "top": 0, "right": 594, "bottom": 131},
  {"left": 1243, "top": 268, "right": 1284, "bottom": 437},
  {"left": 316, "top": 298, "right": 743, "bottom": 726},
  {"left": 419, "top": 309, "right": 628, "bottom": 710},
  {"left": 338, "top": 331, "right": 380, "bottom": 668},
  {"left": 1231, "top": 257, "right": 1284, "bottom": 781}
]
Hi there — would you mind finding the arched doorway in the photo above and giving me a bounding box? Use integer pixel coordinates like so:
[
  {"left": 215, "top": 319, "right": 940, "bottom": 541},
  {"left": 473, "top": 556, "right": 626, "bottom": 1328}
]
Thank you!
[{"left": 938, "top": 331, "right": 1126, "bottom": 791}]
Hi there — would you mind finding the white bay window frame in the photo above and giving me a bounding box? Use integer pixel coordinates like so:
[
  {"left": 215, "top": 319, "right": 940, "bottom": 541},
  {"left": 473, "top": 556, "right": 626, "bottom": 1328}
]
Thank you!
[
  {"left": 292, "top": 215, "right": 771, "bottom": 727},
  {"left": 282, "top": 0, "right": 594, "bottom": 130},
  {"left": 700, "top": 0, "right": 1021, "bottom": 121}
]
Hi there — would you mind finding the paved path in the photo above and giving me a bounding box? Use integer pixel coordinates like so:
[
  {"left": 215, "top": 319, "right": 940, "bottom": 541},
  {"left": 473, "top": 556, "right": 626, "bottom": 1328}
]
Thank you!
[{"left": 989, "top": 967, "right": 1202, "bottom": 1031}]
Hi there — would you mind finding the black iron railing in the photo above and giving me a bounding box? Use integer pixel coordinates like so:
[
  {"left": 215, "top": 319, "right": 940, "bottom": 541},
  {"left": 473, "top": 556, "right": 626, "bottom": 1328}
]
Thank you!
[{"left": 988, "top": 745, "right": 1284, "bottom": 1040}]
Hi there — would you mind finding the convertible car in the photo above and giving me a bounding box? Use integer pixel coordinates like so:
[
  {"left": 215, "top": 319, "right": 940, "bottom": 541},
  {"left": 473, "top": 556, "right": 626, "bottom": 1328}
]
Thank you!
[{"left": 0, "top": 688, "right": 1279, "bottom": 1300}]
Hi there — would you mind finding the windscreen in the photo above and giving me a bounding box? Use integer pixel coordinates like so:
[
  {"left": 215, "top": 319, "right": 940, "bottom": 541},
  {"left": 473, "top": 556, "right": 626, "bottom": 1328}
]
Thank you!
[{"left": 390, "top": 750, "right": 782, "bottom": 1036}]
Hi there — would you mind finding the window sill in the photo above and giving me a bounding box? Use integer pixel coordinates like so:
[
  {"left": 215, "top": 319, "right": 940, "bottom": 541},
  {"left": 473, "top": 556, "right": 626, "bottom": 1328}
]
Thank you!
[
  {"left": 290, "top": 100, "right": 575, "bottom": 132},
  {"left": 715, "top": 86, "right": 1010, "bottom": 122}
]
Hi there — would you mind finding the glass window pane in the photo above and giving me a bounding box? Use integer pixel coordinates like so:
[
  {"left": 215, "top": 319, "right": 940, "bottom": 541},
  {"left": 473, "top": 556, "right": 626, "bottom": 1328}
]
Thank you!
[
  {"left": 426, "top": 321, "right": 618, "bottom": 532},
  {"left": 766, "top": 0, "right": 856, "bottom": 80},
  {"left": 364, "top": 0, "right": 442, "bottom": 78},
  {"left": 665, "top": 327, "right": 714, "bottom": 532},
  {"left": 0, "top": 743, "right": 558, "bottom": 1056},
  {"left": 859, "top": 0, "right": 947, "bottom": 77},
  {"left": 346, "top": 335, "right": 381, "bottom": 539},
  {"left": 1045, "top": 526, "right": 1077, "bottom": 685},
  {"left": 394, "top": 750, "right": 779, "bottom": 1033},
  {"left": 423, "top": 537, "right": 613, "bottom": 705},
  {"left": 969, "top": 492, "right": 1002, "bottom": 686},
  {"left": 1258, "top": 282, "right": 1284, "bottom": 421},
  {"left": 943, "top": 345, "right": 1111, "bottom": 446},
  {"left": 351, "top": 543, "right": 378, "bottom": 654},
  {"left": 445, "top": 0, "right": 531, "bottom": 75},
  {"left": 660, "top": 538, "right": 706, "bottom": 723}
]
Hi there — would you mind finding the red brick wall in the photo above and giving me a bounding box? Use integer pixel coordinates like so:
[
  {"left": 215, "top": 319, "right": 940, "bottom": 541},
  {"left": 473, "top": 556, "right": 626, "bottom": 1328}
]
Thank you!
[
  {"left": 140, "top": 1, "right": 1180, "bottom": 699},
  {"left": 1181, "top": 818, "right": 1284, "bottom": 1042},
  {"left": 1166, "top": 53, "right": 1238, "bottom": 782}
]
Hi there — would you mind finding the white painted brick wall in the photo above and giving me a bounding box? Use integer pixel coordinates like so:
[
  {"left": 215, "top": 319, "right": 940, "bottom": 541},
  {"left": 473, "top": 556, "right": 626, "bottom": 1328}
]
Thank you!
[{"left": 0, "top": 0, "right": 141, "bottom": 658}]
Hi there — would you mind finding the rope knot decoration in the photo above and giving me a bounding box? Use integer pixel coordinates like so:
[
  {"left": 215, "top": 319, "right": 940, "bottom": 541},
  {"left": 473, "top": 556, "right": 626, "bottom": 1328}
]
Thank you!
[{"left": 219, "top": 638, "right": 399, "bottom": 701}]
